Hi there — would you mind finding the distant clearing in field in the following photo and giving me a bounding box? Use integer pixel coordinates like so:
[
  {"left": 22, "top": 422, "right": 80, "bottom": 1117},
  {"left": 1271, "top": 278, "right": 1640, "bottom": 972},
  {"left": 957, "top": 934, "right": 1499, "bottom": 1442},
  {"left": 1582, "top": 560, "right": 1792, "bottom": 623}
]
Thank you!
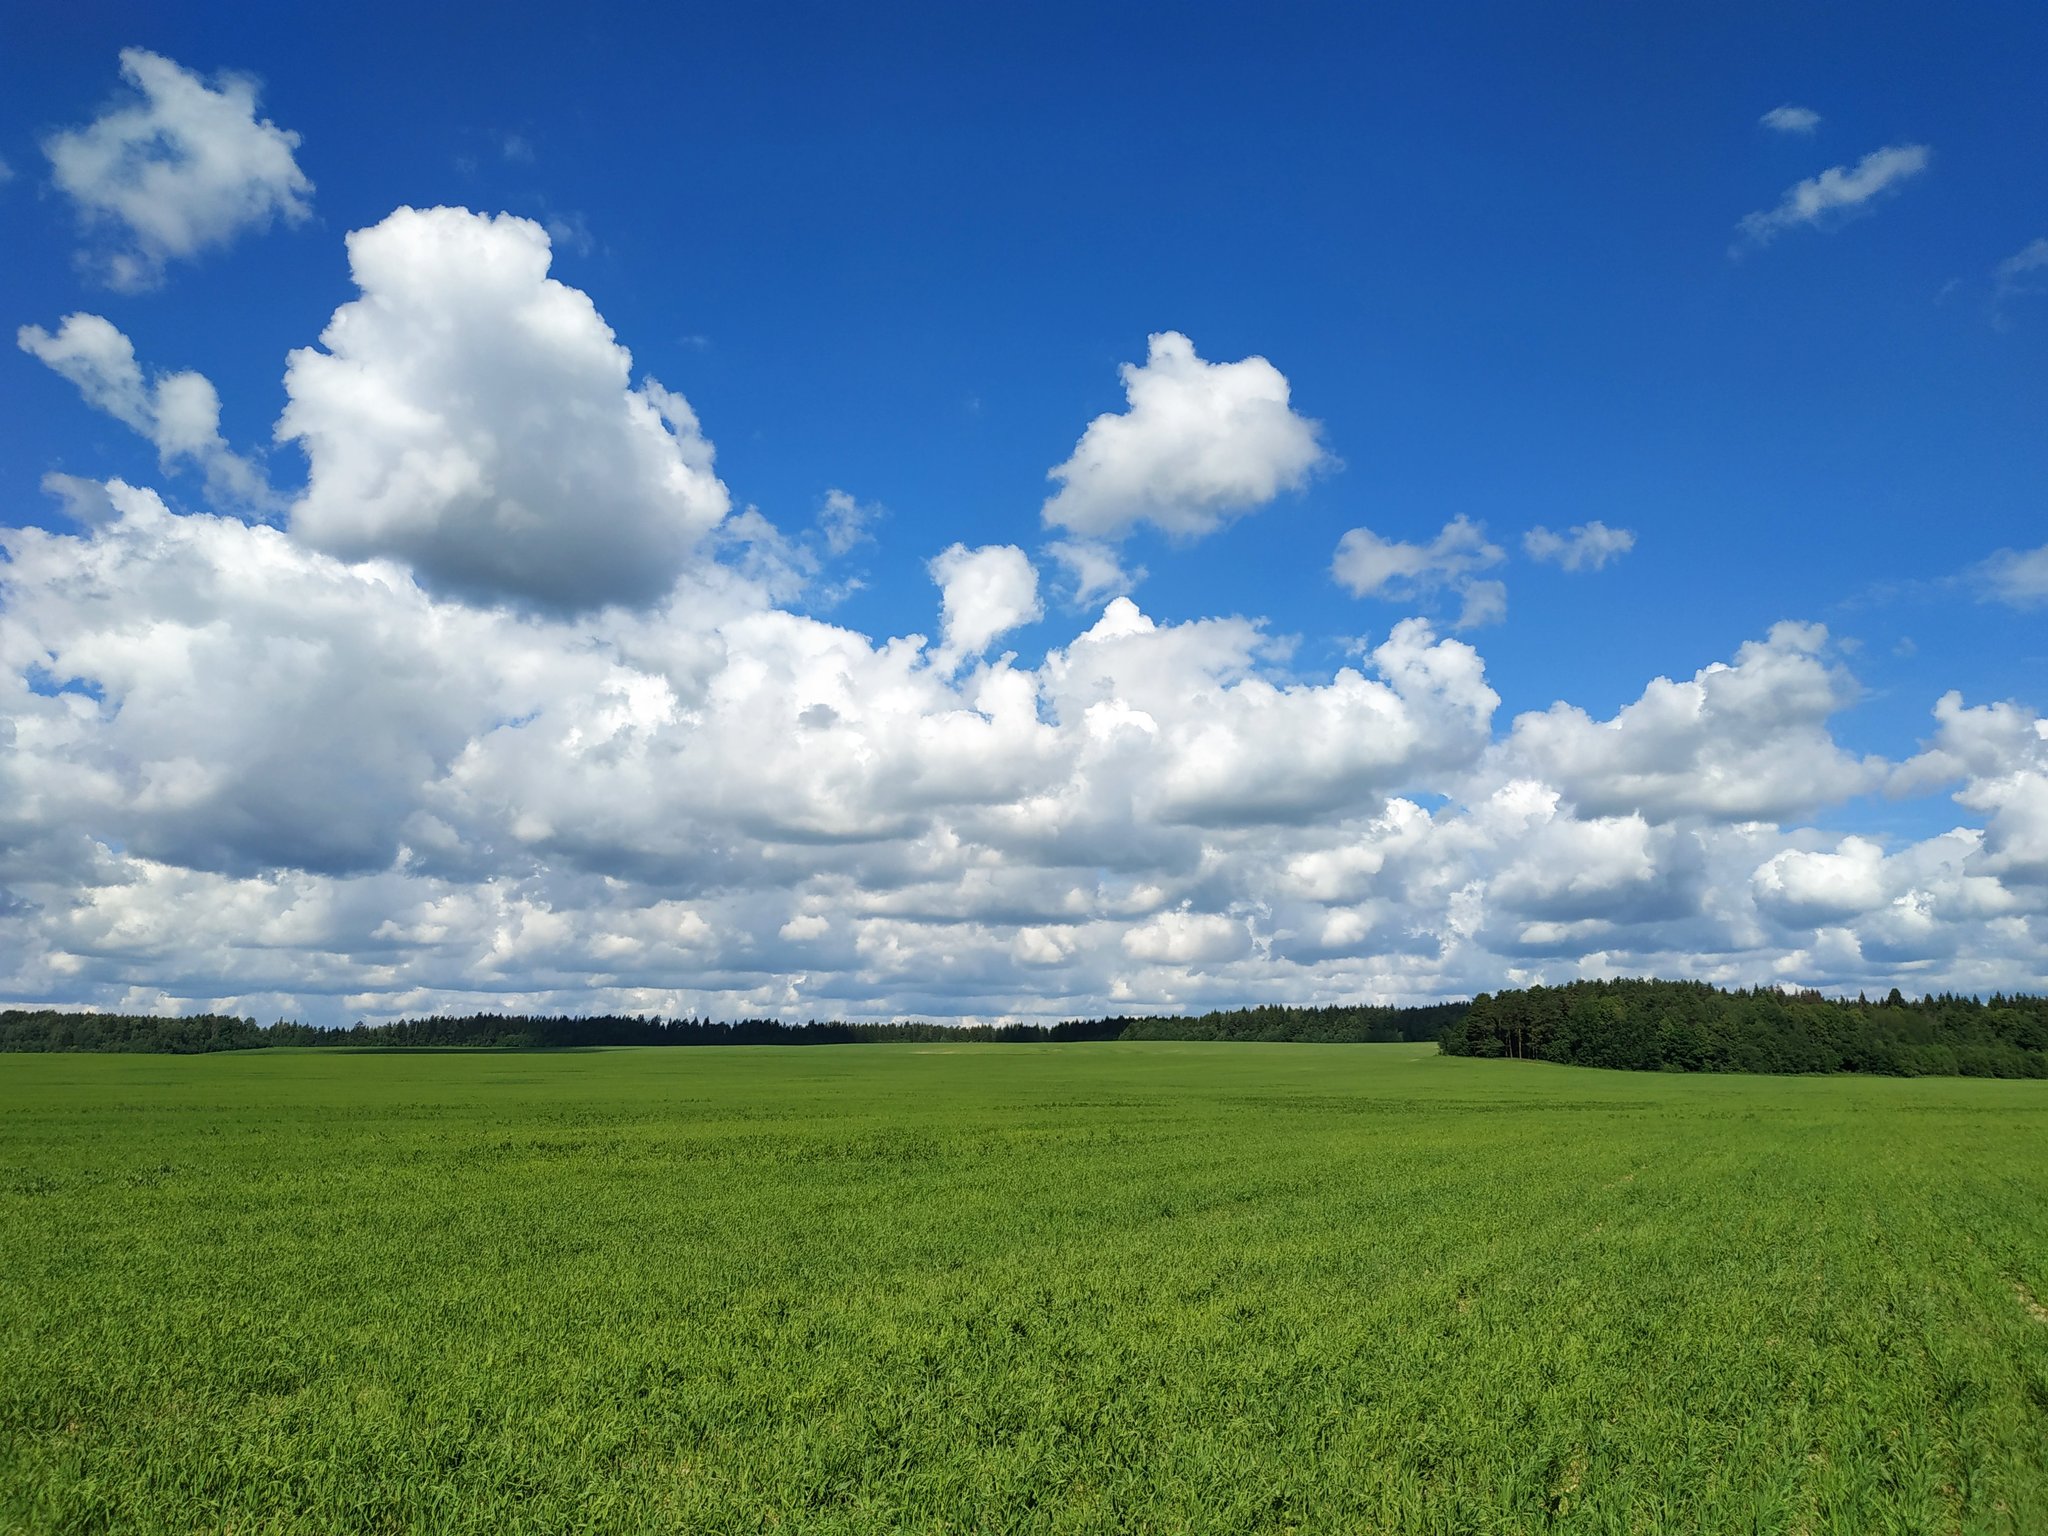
[{"left": 4, "top": 1045, "right": 2045, "bottom": 1533}]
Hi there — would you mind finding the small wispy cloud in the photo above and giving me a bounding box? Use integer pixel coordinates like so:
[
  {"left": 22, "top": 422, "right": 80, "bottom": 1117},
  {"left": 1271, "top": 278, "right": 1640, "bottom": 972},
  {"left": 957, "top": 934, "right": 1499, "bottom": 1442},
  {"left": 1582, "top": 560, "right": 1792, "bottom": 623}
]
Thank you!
[
  {"left": 1524, "top": 521, "right": 1636, "bottom": 572},
  {"left": 1759, "top": 104, "right": 1821, "bottom": 135},
  {"left": 1331, "top": 515, "right": 1506, "bottom": 630},
  {"left": 1992, "top": 237, "right": 2048, "bottom": 324},
  {"left": 1974, "top": 544, "right": 2048, "bottom": 608},
  {"left": 1735, "top": 143, "right": 1930, "bottom": 252},
  {"left": 544, "top": 210, "right": 595, "bottom": 256},
  {"left": 818, "top": 488, "right": 882, "bottom": 557},
  {"left": 1046, "top": 537, "right": 1142, "bottom": 609},
  {"left": 19, "top": 312, "right": 273, "bottom": 510}
]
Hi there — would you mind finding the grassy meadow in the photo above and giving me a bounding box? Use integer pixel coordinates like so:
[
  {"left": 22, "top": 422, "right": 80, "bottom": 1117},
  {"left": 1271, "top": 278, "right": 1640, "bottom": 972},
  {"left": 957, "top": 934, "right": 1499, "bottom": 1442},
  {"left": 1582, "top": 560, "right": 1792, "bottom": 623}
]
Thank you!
[{"left": 3, "top": 1043, "right": 2046, "bottom": 1534}]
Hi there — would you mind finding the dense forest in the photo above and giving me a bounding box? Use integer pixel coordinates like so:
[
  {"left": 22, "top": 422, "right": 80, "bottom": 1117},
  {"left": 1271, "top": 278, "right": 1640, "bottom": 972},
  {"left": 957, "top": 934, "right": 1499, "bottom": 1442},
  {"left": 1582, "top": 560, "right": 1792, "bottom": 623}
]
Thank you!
[
  {"left": 0, "top": 1001, "right": 1458, "bottom": 1053},
  {"left": 14, "top": 987, "right": 2047, "bottom": 1075},
  {"left": 1116, "top": 1002, "right": 1469, "bottom": 1043},
  {"left": 0, "top": 1011, "right": 272, "bottom": 1054},
  {"left": 1441, "top": 979, "right": 2048, "bottom": 1078}
]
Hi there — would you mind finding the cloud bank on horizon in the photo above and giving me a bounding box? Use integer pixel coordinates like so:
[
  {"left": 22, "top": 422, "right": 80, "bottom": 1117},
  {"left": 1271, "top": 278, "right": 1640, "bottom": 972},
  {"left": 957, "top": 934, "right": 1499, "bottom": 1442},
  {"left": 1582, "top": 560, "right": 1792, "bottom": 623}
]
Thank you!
[{"left": 3, "top": 41, "right": 2045, "bottom": 1023}]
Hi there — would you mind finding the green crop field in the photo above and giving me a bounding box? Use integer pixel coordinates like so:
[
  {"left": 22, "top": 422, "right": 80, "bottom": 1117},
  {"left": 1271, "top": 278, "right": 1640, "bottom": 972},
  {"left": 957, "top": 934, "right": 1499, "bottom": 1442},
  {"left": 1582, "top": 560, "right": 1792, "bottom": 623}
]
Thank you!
[{"left": 3, "top": 1044, "right": 2046, "bottom": 1535}]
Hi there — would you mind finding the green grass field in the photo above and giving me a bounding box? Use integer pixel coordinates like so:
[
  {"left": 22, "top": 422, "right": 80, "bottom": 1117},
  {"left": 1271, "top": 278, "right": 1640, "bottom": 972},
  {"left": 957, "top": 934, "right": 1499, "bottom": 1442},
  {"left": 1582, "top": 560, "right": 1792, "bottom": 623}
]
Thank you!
[{"left": 3, "top": 1044, "right": 2046, "bottom": 1534}]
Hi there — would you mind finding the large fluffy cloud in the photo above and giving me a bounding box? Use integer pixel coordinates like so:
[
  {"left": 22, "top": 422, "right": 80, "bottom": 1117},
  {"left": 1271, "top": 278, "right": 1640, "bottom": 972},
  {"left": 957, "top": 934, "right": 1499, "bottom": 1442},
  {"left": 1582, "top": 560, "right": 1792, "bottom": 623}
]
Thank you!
[
  {"left": 2, "top": 505, "right": 2041, "bottom": 1016},
  {"left": 0, "top": 482, "right": 499, "bottom": 876},
  {"left": 279, "top": 207, "right": 730, "bottom": 614},
  {"left": 43, "top": 49, "right": 312, "bottom": 290},
  {"left": 14, "top": 467, "right": 2036, "bottom": 1023},
  {"left": 1897, "top": 692, "right": 2048, "bottom": 886},
  {"left": 2, "top": 204, "right": 2042, "bottom": 1021},
  {"left": 1041, "top": 332, "right": 1328, "bottom": 540},
  {"left": 1494, "top": 622, "right": 1882, "bottom": 823},
  {"left": 0, "top": 472, "right": 1518, "bottom": 1018},
  {"left": 1753, "top": 837, "right": 1890, "bottom": 923}
]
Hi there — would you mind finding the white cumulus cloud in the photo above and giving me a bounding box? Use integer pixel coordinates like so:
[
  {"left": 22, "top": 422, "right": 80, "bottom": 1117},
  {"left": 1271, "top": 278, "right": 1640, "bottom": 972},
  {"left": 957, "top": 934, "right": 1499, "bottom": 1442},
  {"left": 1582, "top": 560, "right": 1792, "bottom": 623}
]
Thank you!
[
  {"left": 929, "top": 543, "right": 1043, "bottom": 672},
  {"left": 1753, "top": 837, "right": 1889, "bottom": 922},
  {"left": 1122, "top": 910, "right": 1249, "bottom": 966},
  {"left": 278, "top": 207, "right": 731, "bottom": 615},
  {"left": 43, "top": 48, "right": 312, "bottom": 290},
  {"left": 5, "top": 206, "right": 2045, "bottom": 1022},
  {"left": 3, "top": 500, "right": 2042, "bottom": 1016},
  {"left": 1496, "top": 622, "right": 1883, "bottom": 823},
  {"left": 1042, "top": 331, "right": 1328, "bottom": 541},
  {"left": 1896, "top": 692, "right": 2048, "bottom": 887},
  {"left": 0, "top": 481, "right": 500, "bottom": 876}
]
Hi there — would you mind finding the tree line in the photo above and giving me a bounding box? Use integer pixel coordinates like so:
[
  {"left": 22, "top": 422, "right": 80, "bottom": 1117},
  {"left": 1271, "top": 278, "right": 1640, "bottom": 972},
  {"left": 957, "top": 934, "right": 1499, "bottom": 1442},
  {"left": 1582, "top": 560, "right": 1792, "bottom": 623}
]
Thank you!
[
  {"left": 0, "top": 1001, "right": 1460, "bottom": 1054},
  {"left": 1439, "top": 979, "right": 2048, "bottom": 1078},
  {"left": 22, "top": 986, "right": 2041, "bottom": 1074},
  {"left": 0, "top": 1011, "right": 271, "bottom": 1054}
]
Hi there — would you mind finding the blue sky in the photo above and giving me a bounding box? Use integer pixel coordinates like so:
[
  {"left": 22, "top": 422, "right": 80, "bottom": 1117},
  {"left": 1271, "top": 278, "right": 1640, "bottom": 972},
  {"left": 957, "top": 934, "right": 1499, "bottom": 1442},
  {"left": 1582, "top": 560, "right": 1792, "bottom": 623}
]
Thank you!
[{"left": 2, "top": 3, "right": 2044, "bottom": 1020}]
